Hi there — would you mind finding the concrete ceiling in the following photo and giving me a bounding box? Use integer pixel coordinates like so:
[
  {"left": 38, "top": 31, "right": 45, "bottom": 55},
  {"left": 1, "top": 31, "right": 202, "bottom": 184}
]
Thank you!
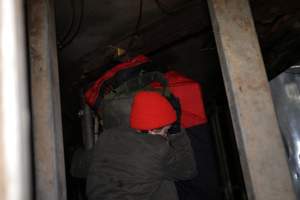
[
  {"left": 55, "top": 0, "right": 190, "bottom": 68},
  {"left": 54, "top": 0, "right": 300, "bottom": 116},
  {"left": 54, "top": 0, "right": 300, "bottom": 83}
]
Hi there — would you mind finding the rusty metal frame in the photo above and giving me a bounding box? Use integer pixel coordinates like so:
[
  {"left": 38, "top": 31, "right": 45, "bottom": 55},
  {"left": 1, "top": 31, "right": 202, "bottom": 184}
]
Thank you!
[
  {"left": 27, "top": 0, "right": 67, "bottom": 199},
  {"left": 208, "top": 0, "right": 296, "bottom": 199}
]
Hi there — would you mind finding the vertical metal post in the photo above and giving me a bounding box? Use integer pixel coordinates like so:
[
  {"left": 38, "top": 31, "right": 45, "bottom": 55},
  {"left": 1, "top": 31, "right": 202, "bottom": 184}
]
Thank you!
[
  {"left": 0, "top": 0, "right": 31, "bottom": 200},
  {"left": 208, "top": 0, "right": 296, "bottom": 199},
  {"left": 80, "top": 91, "right": 94, "bottom": 150},
  {"left": 210, "top": 108, "right": 235, "bottom": 200},
  {"left": 27, "top": 0, "right": 67, "bottom": 199}
]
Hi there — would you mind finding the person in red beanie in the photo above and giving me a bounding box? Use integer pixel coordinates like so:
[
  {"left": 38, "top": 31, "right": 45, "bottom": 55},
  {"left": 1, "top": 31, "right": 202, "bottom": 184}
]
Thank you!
[
  {"left": 87, "top": 91, "right": 197, "bottom": 200},
  {"left": 130, "top": 91, "right": 177, "bottom": 137}
]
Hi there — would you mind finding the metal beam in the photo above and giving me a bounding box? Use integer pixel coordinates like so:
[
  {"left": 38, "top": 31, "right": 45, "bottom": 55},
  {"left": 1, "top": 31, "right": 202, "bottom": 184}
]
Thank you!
[
  {"left": 207, "top": 0, "right": 296, "bottom": 199},
  {"left": 27, "top": 0, "right": 67, "bottom": 199},
  {"left": 0, "top": 0, "right": 31, "bottom": 199}
]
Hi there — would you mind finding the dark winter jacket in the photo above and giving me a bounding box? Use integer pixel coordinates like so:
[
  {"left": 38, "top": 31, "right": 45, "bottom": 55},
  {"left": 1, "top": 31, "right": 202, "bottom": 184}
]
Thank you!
[{"left": 86, "top": 127, "right": 197, "bottom": 200}]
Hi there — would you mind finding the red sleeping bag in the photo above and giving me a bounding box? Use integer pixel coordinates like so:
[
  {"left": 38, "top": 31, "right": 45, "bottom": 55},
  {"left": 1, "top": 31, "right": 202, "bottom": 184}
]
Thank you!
[
  {"left": 152, "top": 71, "right": 207, "bottom": 128},
  {"left": 85, "top": 55, "right": 207, "bottom": 128},
  {"left": 85, "top": 55, "right": 150, "bottom": 107}
]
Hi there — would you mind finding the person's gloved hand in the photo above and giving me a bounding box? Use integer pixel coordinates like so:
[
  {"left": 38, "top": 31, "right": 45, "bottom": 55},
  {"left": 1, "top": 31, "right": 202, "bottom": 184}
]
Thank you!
[
  {"left": 166, "top": 94, "right": 181, "bottom": 134},
  {"left": 168, "top": 121, "right": 181, "bottom": 135}
]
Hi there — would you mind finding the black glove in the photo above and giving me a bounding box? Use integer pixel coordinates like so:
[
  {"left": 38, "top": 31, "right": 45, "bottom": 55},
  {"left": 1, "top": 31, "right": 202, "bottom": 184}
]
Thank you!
[{"left": 167, "top": 94, "right": 181, "bottom": 134}]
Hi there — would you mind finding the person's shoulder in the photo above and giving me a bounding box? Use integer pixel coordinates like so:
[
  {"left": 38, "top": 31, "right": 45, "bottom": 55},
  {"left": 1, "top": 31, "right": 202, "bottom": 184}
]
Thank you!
[
  {"left": 137, "top": 134, "right": 170, "bottom": 157},
  {"left": 101, "top": 127, "right": 133, "bottom": 136},
  {"left": 94, "top": 127, "right": 135, "bottom": 150},
  {"left": 144, "top": 134, "right": 168, "bottom": 145}
]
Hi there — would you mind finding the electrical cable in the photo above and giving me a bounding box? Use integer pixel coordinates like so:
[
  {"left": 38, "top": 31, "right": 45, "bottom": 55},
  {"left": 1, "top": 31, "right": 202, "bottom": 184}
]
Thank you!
[
  {"left": 60, "top": 0, "right": 84, "bottom": 49},
  {"left": 154, "top": 0, "right": 175, "bottom": 15},
  {"left": 112, "top": 0, "right": 199, "bottom": 49},
  {"left": 154, "top": 0, "right": 196, "bottom": 15},
  {"left": 127, "top": 0, "right": 144, "bottom": 51},
  {"left": 58, "top": 0, "right": 75, "bottom": 46},
  {"left": 60, "top": 0, "right": 85, "bottom": 49}
]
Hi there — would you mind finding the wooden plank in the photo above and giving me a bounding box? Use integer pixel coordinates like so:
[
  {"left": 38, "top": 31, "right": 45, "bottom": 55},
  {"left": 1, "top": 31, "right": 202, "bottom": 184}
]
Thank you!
[
  {"left": 207, "top": 0, "right": 296, "bottom": 199},
  {"left": 27, "top": 0, "right": 67, "bottom": 199}
]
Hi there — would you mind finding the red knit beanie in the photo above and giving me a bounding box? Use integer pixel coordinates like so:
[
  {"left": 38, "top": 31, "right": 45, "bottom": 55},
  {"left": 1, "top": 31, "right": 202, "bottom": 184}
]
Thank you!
[{"left": 130, "top": 91, "right": 177, "bottom": 130}]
